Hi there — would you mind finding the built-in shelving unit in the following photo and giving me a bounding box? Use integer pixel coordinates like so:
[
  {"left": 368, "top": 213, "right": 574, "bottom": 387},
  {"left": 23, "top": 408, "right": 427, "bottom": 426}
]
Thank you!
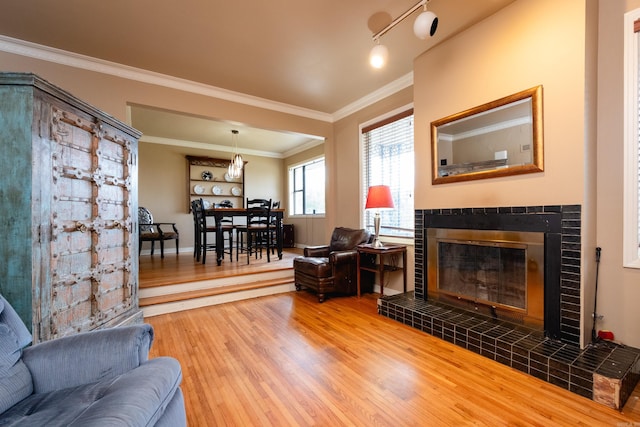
[{"left": 187, "top": 155, "right": 245, "bottom": 212}]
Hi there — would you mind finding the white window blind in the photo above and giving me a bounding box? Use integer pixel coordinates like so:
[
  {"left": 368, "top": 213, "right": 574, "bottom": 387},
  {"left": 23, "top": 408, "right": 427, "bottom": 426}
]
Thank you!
[{"left": 362, "top": 109, "right": 414, "bottom": 237}]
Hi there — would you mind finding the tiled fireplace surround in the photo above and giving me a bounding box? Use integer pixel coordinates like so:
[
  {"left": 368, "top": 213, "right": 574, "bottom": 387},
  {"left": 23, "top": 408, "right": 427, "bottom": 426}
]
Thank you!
[{"left": 378, "top": 205, "right": 640, "bottom": 407}]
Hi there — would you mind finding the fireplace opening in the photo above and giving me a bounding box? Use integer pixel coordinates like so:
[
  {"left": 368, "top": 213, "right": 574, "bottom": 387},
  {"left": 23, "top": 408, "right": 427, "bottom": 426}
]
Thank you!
[{"left": 427, "top": 228, "right": 544, "bottom": 329}]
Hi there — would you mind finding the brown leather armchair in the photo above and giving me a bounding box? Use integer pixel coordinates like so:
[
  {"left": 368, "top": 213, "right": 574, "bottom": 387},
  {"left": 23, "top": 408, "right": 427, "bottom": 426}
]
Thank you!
[{"left": 293, "top": 227, "right": 372, "bottom": 302}]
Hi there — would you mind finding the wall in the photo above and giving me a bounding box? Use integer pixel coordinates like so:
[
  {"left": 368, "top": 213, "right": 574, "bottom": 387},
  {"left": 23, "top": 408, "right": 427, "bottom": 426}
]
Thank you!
[
  {"left": 413, "top": 0, "right": 600, "bottom": 346},
  {"left": 332, "top": 87, "right": 415, "bottom": 294},
  {"left": 139, "top": 142, "right": 283, "bottom": 251},
  {"left": 594, "top": 0, "right": 640, "bottom": 348}
]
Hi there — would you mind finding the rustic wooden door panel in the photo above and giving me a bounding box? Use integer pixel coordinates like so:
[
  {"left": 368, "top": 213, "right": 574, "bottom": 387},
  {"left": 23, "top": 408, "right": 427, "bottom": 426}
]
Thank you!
[{"left": 48, "top": 105, "right": 136, "bottom": 338}]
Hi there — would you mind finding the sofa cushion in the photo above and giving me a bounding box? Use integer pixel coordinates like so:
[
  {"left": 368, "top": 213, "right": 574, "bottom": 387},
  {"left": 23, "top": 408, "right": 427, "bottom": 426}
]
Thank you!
[
  {"left": 0, "top": 357, "right": 182, "bottom": 426},
  {"left": 328, "top": 227, "right": 369, "bottom": 252},
  {"left": 0, "top": 297, "right": 33, "bottom": 415},
  {"left": 293, "top": 257, "right": 331, "bottom": 278}
]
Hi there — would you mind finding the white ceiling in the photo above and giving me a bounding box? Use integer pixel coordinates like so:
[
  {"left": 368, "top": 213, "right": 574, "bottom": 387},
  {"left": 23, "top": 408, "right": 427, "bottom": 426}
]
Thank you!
[{"left": 0, "top": 0, "right": 515, "bottom": 155}]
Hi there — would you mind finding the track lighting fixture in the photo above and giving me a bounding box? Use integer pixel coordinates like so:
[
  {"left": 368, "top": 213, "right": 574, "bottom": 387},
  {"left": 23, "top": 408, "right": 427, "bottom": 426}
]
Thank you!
[{"left": 369, "top": 0, "right": 438, "bottom": 68}]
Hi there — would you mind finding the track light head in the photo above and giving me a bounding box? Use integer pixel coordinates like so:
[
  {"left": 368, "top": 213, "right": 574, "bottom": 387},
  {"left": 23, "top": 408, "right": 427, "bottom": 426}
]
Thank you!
[
  {"left": 413, "top": 11, "right": 438, "bottom": 39},
  {"left": 369, "top": 43, "right": 388, "bottom": 69}
]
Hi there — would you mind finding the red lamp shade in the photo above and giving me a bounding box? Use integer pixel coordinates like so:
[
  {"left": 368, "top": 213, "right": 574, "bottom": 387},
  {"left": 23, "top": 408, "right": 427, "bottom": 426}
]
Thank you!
[{"left": 365, "top": 185, "right": 395, "bottom": 210}]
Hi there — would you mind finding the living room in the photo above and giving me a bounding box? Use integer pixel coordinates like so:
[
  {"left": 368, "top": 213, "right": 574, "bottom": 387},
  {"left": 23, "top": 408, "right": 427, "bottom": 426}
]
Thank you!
[{"left": 1, "top": 0, "right": 640, "bottom": 424}]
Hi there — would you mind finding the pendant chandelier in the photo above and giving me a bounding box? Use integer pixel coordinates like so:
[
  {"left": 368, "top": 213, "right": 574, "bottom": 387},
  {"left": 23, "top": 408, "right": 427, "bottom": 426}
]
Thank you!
[{"left": 228, "top": 129, "right": 243, "bottom": 178}]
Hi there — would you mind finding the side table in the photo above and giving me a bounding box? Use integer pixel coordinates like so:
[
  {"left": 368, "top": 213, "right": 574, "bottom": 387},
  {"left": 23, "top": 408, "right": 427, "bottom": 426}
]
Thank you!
[{"left": 356, "top": 243, "right": 407, "bottom": 297}]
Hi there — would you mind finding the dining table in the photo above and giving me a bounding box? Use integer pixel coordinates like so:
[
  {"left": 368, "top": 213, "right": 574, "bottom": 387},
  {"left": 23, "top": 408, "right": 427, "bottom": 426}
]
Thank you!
[{"left": 205, "top": 207, "right": 285, "bottom": 266}]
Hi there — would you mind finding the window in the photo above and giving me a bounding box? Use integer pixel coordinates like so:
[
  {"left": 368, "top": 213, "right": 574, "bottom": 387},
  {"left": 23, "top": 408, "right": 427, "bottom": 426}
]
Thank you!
[
  {"left": 624, "top": 10, "right": 640, "bottom": 268},
  {"left": 361, "top": 107, "right": 414, "bottom": 238},
  {"left": 289, "top": 157, "right": 325, "bottom": 215}
]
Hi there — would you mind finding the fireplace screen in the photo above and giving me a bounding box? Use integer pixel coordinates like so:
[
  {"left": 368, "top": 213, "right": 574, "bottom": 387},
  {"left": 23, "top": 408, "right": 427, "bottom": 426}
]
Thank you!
[
  {"left": 438, "top": 241, "right": 526, "bottom": 310},
  {"left": 427, "top": 228, "right": 545, "bottom": 328}
]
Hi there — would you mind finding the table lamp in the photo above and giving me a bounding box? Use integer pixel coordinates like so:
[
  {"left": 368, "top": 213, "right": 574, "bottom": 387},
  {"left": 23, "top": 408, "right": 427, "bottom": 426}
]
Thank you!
[{"left": 365, "top": 185, "right": 395, "bottom": 248}]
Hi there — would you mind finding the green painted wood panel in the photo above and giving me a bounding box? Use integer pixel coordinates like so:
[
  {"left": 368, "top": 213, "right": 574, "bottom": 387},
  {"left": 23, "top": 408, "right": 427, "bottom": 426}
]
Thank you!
[{"left": 0, "top": 85, "right": 35, "bottom": 329}]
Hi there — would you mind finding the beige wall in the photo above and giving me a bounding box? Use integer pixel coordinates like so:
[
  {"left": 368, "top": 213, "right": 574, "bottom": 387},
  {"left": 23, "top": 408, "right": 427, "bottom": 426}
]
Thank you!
[
  {"left": 413, "top": 0, "right": 600, "bottom": 346},
  {"left": 332, "top": 87, "right": 415, "bottom": 294},
  {"left": 594, "top": 0, "right": 640, "bottom": 348}
]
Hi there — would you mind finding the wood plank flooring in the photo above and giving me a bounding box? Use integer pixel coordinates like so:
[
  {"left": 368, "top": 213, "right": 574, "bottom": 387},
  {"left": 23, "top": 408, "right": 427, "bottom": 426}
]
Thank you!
[{"left": 147, "top": 291, "right": 640, "bottom": 426}]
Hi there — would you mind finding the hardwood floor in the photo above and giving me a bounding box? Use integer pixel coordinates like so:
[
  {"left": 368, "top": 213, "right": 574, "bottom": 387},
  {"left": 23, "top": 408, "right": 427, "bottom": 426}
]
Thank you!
[{"left": 147, "top": 291, "right": 640, "bottom": 426}]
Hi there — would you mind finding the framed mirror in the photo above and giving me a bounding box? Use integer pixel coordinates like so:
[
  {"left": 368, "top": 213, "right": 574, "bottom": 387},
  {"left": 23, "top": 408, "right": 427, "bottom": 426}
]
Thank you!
[{"left": 431, "top": 85, "right": 543, "bottom": 184}]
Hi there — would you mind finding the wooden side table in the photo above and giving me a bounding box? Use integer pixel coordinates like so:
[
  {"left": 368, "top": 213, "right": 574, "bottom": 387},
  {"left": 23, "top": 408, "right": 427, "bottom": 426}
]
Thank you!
[{"left": 356, "top": 243, "right": 407, "bottom": 297}]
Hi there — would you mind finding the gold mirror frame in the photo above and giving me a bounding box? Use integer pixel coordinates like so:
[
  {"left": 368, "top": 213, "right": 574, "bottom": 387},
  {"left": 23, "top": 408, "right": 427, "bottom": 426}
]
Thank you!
[{"left": 431, "top": 85, "right": 543, "bottom": 185}]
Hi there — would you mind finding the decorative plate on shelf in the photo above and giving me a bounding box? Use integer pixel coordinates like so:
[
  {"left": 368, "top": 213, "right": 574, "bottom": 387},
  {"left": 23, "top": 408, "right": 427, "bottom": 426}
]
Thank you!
[
  {"left": 231, "top": 186, "right": 242, "bottom": 196},
  {"left": 212, "top": 185, "right": 222, "bottom": 195},
  {"left": 224, "top": 172, "right": 234, "bottom": 182},
  {"left": 202, "top": 200, "right": 211, "bottom": 209},
  {"left": 201, "top": 170, "right": 213, "bottom": 181},
  {"left": 193, "top": 184, "right": 205, "bottom": 194}
]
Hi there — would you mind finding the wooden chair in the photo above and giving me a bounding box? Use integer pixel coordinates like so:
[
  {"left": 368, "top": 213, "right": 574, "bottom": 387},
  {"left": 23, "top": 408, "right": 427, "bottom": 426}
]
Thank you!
[
  {"left": 268, "top": 201, "right": 280, "bottom": 254},
  {"left": 235, "top": 198, "right": 271, "bottom": 264},
  {"left": 191, "top": 199, "right": 233, "bottom": 264},
  {"left": 138, "top": 206, "right": 179, "bottom": 258}
]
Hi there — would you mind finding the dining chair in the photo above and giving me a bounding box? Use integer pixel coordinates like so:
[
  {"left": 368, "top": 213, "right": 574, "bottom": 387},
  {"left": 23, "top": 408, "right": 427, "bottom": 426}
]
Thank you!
[
  {"left": 268, "top": 201, "right": 280, "bottom": 255},
  {"left": 191, "top": 198, "right": 233, "bottom": 264},
  {"left": 235, "top": 198, "right": 271, "bottom": 264}
]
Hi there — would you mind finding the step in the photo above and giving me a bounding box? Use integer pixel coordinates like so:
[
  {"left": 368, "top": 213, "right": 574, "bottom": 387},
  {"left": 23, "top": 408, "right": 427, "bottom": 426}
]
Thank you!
[{"left": 140, "top": 270, "right": 295, "bottom": 318}]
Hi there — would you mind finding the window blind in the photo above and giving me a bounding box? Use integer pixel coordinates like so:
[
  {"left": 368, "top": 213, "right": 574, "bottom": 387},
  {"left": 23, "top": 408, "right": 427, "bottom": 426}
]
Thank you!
[{"left": 362, "top": 109, "right": 414, "bottom": 237}]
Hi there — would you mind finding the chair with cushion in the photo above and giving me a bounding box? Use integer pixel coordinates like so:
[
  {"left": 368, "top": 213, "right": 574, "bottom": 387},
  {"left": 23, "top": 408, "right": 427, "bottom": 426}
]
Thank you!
[
  {"left": 0, "top": 293, "right": 186, "bottom": 426},
  {"left": 138, "top": 206, "right": 179, "bottom": 258},
  {"left": 293, "top": 227, "right": 372, "bottom": 302}
]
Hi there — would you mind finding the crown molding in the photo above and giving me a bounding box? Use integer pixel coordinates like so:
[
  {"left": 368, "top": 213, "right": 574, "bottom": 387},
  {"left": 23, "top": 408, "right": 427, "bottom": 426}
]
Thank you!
[
  {"left": 0, "top": 35, "right": 333, "bottom": 122},
  {"left": 0, "top": 35, "right": 412, "bottom": 124},
  {"left": 140, "top": 135, "right": 286, "bottom": 159},
  {"left": 331, "top": 72, "right": 414, "bottom": 121}
]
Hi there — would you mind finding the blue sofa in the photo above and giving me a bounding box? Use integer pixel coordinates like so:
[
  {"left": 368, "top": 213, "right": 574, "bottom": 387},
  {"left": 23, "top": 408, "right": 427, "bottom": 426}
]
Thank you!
[{"left": 0, "top": 295, "right": 186, "bottom": 426}]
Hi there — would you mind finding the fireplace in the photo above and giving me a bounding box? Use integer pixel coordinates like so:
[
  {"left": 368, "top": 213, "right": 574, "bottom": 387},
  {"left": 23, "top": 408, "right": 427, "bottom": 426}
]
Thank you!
[
  {"left": 379, "top": 205, "right": 640, "bottom": 407},
  {"left": 418, "top": 206, "right": 567, "bottom": 341},
  {"left": 427, "top": 228, "right": 544, "bottom": 329}
]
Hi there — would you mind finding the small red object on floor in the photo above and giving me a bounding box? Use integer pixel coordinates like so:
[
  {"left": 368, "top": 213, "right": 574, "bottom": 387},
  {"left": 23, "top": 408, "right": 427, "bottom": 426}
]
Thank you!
[{"left": 597, "top": 330, "right": 614, "bottom": 340}]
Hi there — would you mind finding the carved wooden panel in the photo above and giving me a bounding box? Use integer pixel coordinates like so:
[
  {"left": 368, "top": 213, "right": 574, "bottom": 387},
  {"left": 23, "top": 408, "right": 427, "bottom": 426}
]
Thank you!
[{"left": 46, "top": 106, "right": 136, "bottom": 340}]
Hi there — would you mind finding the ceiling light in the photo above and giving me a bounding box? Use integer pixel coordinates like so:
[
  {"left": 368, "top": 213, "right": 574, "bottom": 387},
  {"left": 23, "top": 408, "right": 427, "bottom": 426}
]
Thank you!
[
  {"left": 369, "top": 43, "right": 389, "bottom": 69},
  {"left": 414, "top": 10, "right": 438, "bottom": 39},
  {"left": 369, "top": 0, "right": 438, "bottom": 68},
  {"left": 228, "top": 129, "right": 243, "bottom": 179}
]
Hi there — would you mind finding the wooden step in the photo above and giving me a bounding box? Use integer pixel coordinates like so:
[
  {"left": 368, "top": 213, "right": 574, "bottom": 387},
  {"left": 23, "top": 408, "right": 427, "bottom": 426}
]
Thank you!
[{"left": 140, "top": 276, "right": 294, "bottom": 307}]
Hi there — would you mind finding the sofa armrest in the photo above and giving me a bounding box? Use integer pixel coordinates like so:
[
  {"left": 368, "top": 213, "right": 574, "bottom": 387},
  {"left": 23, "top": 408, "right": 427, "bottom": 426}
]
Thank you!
[
  {"left": 304, "top": 245, "right": 329, "bottom": 257},
  {"left": 330, "top": 249, "right": 358, "bottom": 264},
  {"left": 22, "top": 324, "right": 154, "bottom": 394}
]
